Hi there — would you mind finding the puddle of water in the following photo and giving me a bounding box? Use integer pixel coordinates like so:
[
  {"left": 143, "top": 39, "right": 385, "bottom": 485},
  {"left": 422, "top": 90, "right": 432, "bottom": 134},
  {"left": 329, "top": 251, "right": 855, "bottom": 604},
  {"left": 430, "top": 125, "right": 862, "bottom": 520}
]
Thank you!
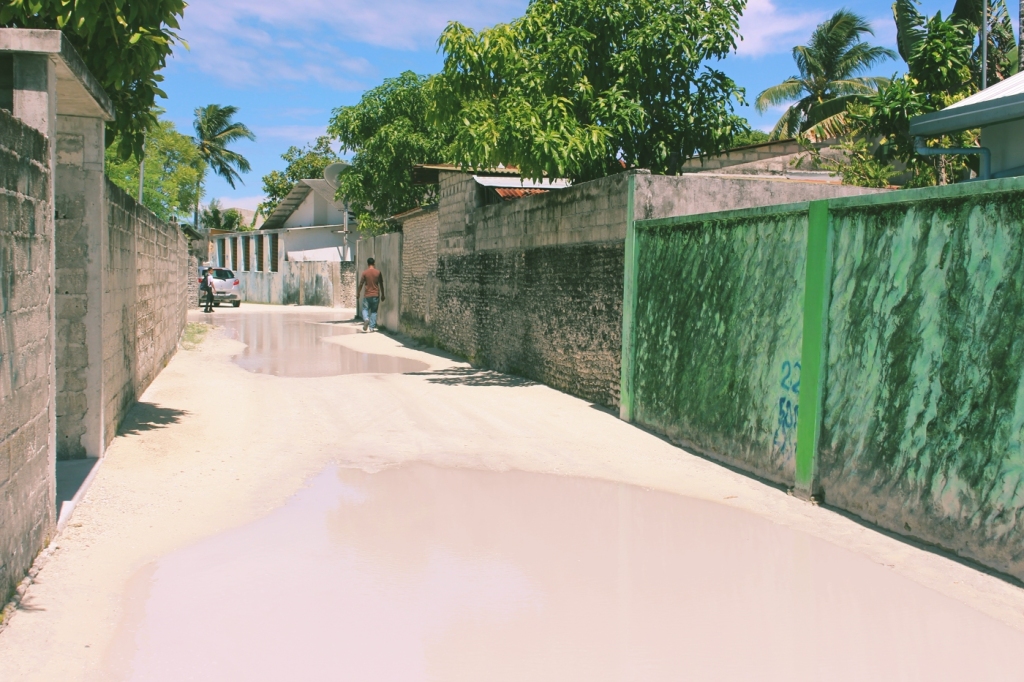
[
  {"left": 208, "top": 310, "right": 429, "bottom": 377},
  {"left": 106, "top": 465, "right": 1024, "bottom": 681}
]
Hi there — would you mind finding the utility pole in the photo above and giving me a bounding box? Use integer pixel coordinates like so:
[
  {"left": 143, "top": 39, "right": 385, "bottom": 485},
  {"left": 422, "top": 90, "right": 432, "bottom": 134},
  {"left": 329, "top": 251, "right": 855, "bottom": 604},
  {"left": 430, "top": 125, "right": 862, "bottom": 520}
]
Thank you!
[
  {"left": 982, "top": 0, "right": 989, "bottom": 89},
  {"left": 137, "top": 133, "right": 145, "bottom": 201}
]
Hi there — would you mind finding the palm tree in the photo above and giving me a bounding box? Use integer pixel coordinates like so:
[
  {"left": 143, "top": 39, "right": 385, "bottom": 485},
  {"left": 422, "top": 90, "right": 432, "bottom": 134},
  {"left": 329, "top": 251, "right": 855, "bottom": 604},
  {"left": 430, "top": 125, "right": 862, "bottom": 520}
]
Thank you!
[
  {"left": 756, "top": 10, "right": 896, "bottom": 141},
  {"left": 192, "top": 104, "right": 256, "bottom": 229}
]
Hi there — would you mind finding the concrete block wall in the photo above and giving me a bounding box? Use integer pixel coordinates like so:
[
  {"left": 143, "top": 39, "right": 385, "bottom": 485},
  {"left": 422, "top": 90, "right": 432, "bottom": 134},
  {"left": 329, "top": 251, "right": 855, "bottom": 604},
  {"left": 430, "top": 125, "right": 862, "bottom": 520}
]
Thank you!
[
  {"left": 103, "top": 181, "right": 188, "bottom": 448},
  {"left": 187, "top": 255, "right": 199, "bottom": 309},
  {"left": 0, "top": 109, "right": 55, "bottom": 605},
  {"left": 398, "top": 209, "right": 439, "bottom": 337}
]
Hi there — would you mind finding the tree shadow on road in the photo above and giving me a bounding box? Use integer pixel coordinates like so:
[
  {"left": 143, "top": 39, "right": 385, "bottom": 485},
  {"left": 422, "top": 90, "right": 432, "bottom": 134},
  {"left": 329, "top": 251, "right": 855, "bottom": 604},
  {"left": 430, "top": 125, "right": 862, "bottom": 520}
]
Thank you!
[
  {"left": 117, "top": 402, "right": 188, "bottom": 436},
  {"left": 406, "top": 367, "right": 538, "bottom": 388}
]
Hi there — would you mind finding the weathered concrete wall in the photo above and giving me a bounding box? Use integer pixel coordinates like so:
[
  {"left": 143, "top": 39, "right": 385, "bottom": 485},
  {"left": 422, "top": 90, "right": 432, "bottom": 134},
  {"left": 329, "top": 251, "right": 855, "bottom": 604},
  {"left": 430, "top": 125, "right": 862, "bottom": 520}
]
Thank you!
[
  {"left": 355, "top": 233, "right": 402, "bottom": 331},
  {"left": 435, "top": 242, "right": 625, "bottom": 406},
  {"left": 103, "top": 181, "right": 188, "bottom": 449},
  {"left": 416, "top": 170, "right": 883, "bottom": 406},
  {"left": 398, "top": 208, "right": 438, "bottom": 337},
  {"left": 237, "top": 261, "right": 356, "bottom": 309},
  {"left": 820, "top": 180, "right": 1024, "bottom": 580},
  {"left": 631, "top": 204, "right": 809, "bottom": 484},
  {"left": 0, "top": 109, "right": 54, "bottom": 605}
]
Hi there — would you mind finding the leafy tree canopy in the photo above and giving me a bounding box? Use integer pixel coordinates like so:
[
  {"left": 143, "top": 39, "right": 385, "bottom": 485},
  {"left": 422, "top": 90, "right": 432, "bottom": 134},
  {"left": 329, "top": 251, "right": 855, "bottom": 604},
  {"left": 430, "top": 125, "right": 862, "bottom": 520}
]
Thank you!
[
  {"left": 431, "top": 0, "right": 748, "bottom": 181},
  {"left": 201, "top": 199, "right": 245, "bottom": 232},
  {"left": 755, "top": 9, "right": 895, "bottom": 141},
  {"left": 1, "top": 0, "right": 186, "bottom": 161},
  {"left": 842, "top": 0, "right": 1019, "bottom": 186},
  {"left": 328, "top": 72, "right": 453, "bottom": 234},
  {"left": 105, "top": 112, "right": 203, "bottom": 222},
  {"left": 257, "top": 136, "right": 340, "bottom": 219}
]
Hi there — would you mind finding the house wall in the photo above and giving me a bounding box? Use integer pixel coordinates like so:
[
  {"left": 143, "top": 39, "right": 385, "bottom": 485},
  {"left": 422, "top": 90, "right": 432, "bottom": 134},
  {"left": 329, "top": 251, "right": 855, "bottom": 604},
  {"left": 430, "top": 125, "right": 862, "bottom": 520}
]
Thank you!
[
  {"left": 236, "top": 261, "right": 356, "bottom": 308},
  {"left": 0, "top": 108, "right": 55, "bottom": 607},
  {"left": 282, "top": 192, "right": 348, "bottom": 230},
  {"left": 282, "top": 226, "right": 353, "bottom": 256},
  {"left": 981, "top": 119, "right": 1024, "bottom": 175}
]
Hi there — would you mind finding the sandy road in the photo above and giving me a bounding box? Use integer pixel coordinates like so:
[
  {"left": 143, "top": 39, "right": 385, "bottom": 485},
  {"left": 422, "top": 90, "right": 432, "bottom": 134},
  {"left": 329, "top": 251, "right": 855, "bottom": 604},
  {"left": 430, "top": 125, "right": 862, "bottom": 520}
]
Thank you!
[{"left": 1, "top": 305, "right": 1022, "bottom": 681}]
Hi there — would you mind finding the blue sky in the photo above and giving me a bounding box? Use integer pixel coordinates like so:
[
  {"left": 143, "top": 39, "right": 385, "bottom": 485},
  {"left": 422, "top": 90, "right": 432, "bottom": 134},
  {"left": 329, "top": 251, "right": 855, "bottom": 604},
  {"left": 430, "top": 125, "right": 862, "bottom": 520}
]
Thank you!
[{"left": 159, "top": 0, "right": 997, "bottom": 211}]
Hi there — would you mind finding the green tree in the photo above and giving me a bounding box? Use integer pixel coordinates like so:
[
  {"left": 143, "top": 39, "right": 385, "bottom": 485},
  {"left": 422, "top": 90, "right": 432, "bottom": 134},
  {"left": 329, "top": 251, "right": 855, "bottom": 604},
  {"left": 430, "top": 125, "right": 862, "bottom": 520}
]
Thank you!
[
  {"left": 1, "top": 0, "right": 186, "bottom": 161},
  {"left": 257, "top": 136, "right": 340, "bottom": 219},
  {"left": 192, "top": 104, "right": 255, "bottom": 229},
  {"left": 844, "top": 0, "right": 1013, "bottom": 186},
  {"left": 105, "top": 114, "right": 203, "bottom": 222},
  {"left": 328, "top": 72, "right": 453, "bottom": 234},
  {"left": 755, "top": 10, "right": 895, "bottom": 141},
  {"left": 431, "top": 0, "right": 748, "bottom": 181},
  {"left": 200, "top": 199, "right": 244, "bottom": 231}
]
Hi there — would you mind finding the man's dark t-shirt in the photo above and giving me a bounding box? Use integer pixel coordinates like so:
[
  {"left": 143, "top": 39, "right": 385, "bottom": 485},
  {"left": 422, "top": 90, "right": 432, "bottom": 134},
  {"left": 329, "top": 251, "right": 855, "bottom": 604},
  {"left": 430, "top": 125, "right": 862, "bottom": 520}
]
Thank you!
[{"left": 361, "top": 267, "right": 382, "bottom": 297}]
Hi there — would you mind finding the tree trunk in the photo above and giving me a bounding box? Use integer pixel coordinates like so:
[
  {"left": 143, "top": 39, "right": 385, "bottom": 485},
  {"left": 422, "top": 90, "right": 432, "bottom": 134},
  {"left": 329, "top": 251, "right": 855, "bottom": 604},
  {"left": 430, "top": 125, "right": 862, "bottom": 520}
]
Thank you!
[{"left": 938, "top": 154, "right": 948, "bottom": 186}]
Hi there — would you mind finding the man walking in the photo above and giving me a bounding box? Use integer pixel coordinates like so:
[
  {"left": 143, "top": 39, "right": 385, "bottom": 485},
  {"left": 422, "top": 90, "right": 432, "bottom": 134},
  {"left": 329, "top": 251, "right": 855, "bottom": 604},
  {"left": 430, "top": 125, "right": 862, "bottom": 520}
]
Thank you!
[
  {"left": 357, "top": 257, "right": 385, "bottom": 332},
  {"left": 202, "top": 268, "right": 216, "bottom": 313}
]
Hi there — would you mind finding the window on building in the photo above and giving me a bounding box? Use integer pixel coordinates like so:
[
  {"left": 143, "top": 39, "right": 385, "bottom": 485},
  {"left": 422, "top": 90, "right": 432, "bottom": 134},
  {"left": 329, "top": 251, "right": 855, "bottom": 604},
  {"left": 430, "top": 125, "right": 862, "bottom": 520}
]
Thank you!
[
  {"left": 270, "top": 234, "right": 279, "bottom": 272},
  {"left": 217, "top": 239, "right": 226, "bottom": 267},
  {"left": 242, "top": 235, "right": 251, "bottom": 271},
  {"left": 256, "top": 234, "right": 265, "bottom": 272},
  {"left": 230, "top": 237, "right": 238, "bottom": 271},
  {"left": 0, "top": 55, "right": 13, "bottom": 113}
]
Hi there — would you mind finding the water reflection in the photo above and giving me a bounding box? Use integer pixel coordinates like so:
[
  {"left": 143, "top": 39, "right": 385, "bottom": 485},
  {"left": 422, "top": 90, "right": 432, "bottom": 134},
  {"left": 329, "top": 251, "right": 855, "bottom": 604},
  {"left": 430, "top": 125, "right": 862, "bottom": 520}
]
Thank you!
[
  {"left": 209, "top": 310, "right": 429, "bottom": 377},
  {"left": 108, "top": 465, "right": 1024, "bottom": 681}
]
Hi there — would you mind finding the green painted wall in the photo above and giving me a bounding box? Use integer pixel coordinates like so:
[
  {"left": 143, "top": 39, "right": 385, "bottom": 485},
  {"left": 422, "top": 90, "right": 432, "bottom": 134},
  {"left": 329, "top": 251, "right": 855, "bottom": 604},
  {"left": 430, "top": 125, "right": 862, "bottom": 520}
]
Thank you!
[
  {"left": 626, "top": 178, "right": 1024, "bottom": 579},
  {"left": 821, "top": 186, "right": 1024, "bottom": 578},
  {"left": 631, "top": 206, "right": 809, "bottom": 484}
]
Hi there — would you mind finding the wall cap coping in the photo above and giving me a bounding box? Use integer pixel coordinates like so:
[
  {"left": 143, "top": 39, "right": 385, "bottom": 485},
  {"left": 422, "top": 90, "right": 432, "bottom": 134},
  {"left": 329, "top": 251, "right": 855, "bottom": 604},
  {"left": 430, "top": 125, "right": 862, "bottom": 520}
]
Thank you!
[{"left": 0, "top": 28, "right": 115, "bottom": 121}]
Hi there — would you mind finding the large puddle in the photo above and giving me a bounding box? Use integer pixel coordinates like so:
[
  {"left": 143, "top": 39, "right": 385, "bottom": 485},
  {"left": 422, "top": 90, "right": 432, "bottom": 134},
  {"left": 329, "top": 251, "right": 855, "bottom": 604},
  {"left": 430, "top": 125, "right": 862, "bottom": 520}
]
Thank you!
[
  {"left": 207, "top": 310, "right": 429, "bottom": 377},
  {"left": 106, "top": 465, "right": 1024, "bottom": 681}
]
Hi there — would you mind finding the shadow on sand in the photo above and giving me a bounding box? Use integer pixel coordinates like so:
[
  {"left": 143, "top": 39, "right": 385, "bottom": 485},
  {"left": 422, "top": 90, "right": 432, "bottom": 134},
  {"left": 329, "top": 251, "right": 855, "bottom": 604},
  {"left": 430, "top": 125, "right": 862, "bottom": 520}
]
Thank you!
[
  {"left": 117, "top": 402, "right": 188, "bottom": 437},
  {"left": 407, "top": 367, "right": 539, "bottom": 388}
]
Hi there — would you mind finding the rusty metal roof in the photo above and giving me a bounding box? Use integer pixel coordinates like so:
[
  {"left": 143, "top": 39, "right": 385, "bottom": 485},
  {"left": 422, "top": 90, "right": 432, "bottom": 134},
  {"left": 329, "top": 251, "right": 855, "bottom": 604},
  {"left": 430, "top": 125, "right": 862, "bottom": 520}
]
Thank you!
[{"left": 493, "top": 187, "right": 550, "bottom": 200}]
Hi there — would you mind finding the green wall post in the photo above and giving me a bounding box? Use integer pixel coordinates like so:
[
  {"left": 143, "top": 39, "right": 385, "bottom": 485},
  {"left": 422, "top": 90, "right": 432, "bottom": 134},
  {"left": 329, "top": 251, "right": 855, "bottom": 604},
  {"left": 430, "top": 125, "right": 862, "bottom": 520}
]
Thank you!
[
  {"left": 795, "top": 200, "right": 831, "bottom": 495},
  {"left": 619, "top": 172, "right": 639, "bottom": 422}
]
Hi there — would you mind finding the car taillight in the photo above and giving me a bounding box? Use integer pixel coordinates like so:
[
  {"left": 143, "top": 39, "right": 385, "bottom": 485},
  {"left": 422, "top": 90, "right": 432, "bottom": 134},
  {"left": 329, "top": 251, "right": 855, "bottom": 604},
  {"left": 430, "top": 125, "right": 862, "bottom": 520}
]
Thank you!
[{"left": 234, "top": 279, "right": 239, "bottom": 285}]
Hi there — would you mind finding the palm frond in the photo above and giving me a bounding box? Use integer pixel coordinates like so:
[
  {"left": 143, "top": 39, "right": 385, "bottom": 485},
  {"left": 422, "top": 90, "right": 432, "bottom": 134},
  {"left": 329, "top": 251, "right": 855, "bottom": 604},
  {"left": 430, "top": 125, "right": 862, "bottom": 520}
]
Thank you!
[
  {"left": 755, "top": 79, "right": 807, "bottom": 112},
  {"left": 894, "top": 0, "right": 928, "bottom": 63}
]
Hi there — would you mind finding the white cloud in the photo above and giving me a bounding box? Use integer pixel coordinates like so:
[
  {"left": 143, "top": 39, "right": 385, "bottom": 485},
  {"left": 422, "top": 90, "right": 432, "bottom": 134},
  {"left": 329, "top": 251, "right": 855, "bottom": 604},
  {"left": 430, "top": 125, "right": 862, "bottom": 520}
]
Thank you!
[
  {"left": 174, "top": 0, "right": 526, "bottom": 88},
  {"left": 736, "top": 0, "right": 823, "bottom": 58},
  {"left": 214, "top": 195, "right": 265, "bottom": 212}
]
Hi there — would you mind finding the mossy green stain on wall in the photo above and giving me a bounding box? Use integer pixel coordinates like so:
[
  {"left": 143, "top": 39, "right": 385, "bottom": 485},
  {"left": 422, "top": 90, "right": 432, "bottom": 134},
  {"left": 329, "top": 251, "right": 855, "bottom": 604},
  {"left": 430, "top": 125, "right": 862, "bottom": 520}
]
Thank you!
[
  {"left": 632, "top": 211, "right": 808, "bottom": 484},
  {"left": 822, "top": 196, "right": 1024, "bottom": 575}
]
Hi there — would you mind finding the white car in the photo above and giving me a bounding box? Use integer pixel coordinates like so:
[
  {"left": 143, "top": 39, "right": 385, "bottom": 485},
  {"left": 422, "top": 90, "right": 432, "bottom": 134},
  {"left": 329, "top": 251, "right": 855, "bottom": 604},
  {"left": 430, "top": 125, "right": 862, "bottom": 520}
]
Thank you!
[{"left": 201, "top": 268, "right": 242, "bottom": 307}]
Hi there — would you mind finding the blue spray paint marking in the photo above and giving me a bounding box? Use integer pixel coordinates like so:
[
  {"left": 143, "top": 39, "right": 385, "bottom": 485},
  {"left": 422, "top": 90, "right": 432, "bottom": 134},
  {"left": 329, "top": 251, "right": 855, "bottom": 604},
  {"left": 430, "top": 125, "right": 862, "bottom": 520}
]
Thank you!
[{"left": 773, "top": 361, "right": 801, "bottom": 459}]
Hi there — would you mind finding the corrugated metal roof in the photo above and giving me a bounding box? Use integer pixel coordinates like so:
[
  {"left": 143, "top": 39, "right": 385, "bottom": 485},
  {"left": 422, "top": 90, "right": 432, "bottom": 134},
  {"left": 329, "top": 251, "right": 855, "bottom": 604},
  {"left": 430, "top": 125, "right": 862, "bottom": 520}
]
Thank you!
[
  {"left": 910, "top": 73, "right": 1024, "bottom": 136},
  {"left": 947, "top": 71, "right": 1024, "bottom": 109},
  {"left": 473, "top": 175, "right": 571, "bottom": 189},
  {"left": 494, "top": 187, "right": 550, "bottom": 200},
  {"left": 260, "top": 179, "right": 350, "bottom": 231}
]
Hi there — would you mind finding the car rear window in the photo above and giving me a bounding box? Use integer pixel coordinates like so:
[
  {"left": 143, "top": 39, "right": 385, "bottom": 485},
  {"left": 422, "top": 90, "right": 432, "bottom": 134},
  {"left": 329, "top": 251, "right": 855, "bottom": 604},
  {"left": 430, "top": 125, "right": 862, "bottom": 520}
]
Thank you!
[{"left": 213, "top": 269, "right": 234, "bottom": 279}]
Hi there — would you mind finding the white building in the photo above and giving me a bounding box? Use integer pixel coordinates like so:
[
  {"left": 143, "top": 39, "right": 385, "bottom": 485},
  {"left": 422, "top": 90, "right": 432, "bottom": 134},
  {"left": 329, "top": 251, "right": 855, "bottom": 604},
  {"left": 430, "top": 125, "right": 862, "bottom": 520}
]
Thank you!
[
  {"left": 910, "top": 71, "right": 1024, "bottom": 179},
  {"left": 211, "top": 179, "right": 358, "bottom": 272}
]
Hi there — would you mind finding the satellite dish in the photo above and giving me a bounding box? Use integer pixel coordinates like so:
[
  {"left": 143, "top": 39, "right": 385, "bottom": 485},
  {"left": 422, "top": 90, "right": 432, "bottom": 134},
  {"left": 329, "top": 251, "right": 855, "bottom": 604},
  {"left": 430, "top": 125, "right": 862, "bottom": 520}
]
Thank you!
[{"left": 323, "top": 162, "right": 347, "bottom": 189}]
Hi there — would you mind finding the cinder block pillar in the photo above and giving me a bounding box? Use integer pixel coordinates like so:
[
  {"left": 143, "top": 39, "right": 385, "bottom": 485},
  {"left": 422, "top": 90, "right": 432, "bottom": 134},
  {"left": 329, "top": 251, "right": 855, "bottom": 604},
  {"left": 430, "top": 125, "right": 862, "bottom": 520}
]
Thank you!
[
  {"left": 10, "top": 51, "right": 58, "bottom": 502},
  {"left": 54, "top": 114, "right": 107, "bottom": 459}
]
